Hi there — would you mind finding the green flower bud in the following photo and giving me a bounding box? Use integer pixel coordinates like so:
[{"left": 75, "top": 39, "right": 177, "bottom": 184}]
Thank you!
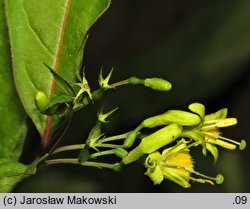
[
  {"left": 115, "top": 148, "right": 128, "bottom": 158},
  {"left": 143, "top": 110, "right": 201, "bottom": 128},
  {"left": 139, "top": 123, "right": 182, "bottom": 154},
  {"left": 128, "top": 77, "right": 172, "bottom": 91},
  {"left": 144, "top": 78, "right": 172, "bottom": 91},
  {"left": 35, "top": 91, "right": 50, "bottom": 111},
  {"left": 123, "top": 131, "right": 138, "bottom": 148}
]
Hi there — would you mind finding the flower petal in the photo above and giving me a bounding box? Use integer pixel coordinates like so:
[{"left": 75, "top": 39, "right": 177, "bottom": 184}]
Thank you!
[{"left": 204, "top": 108, "right": 228, "bottom": 121}]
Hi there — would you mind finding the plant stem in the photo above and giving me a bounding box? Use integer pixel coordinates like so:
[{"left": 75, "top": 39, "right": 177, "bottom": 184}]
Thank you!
[
  {"left": 110, "top": 79, "right": 129, "bottom": 88},
  {"left": 99, "top": 132, "right": 128, "bottom": 143},
  {"left": 52, "top": 144, "right": 85, "bottom": 155},
  {"left": 51, "top": 132, "right": 129, "bottom": 155},
  {"left": 46, "top": 158, "right": 79, "bottom": 165},
  {"left": 89, "top": 149, "right": 116, "bottom": 158},
  {"left": 45, "top": 158, "right": 119, "bottom": 170},
  {"left": 48, "top": 107, "right": 73, "bottom": 155},
  {"left": 96, "top": 143, "right": 121, "bottom": 149}
]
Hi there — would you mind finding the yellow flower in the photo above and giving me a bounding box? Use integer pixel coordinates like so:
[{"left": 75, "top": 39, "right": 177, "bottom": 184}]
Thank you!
[
  {"left": 181, "top": 103, "right": 246, "bottom": 162},
  {"left": 144, "top": 140, "right": 223, "bottom": 187}
]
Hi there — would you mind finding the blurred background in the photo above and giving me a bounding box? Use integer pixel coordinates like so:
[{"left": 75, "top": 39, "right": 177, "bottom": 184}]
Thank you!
[{"left": 15, "top": 0, "right": 250, "bottom": 192}]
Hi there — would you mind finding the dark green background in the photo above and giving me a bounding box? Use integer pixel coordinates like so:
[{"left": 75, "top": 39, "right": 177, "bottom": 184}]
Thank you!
[{"left": 16, "top": 0, "right": 250, "bottom": 192}]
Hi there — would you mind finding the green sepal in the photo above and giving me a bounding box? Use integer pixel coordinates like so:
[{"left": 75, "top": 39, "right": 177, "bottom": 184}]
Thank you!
[
  {"left": 99, "top": 68, "right": 114, "bottom": 89},
  {"left": 73, "top": 77, "right": 92, "bottom": 102},
  {"left": 143, "top": 110, "right": 201, "bottom": 128},
  {"left": 98, "top": 107, "right": 118, "bottom": 123},
  {"left": 79, "top": 121, "right": 102, "bottom": 162},
  {"left": 44, "top": 63, "right": 75, "bottom": 97}
]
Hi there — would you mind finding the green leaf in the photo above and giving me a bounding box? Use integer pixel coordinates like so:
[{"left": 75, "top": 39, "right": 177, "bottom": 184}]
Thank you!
[
  {"left": 0, "top": 1, "right": 27, "bottom": 160},
  {"left": 42, "top": 92, "right": 73, "bottom": 115},
  {"left": 5, "top": 0, "right": 111, "bottom": 138},
  {"left": 0, "top": 159, "right": 31, "bottom": 192},
  {"left": 43, "top": 63, "right": 75, "bottom": 97}
]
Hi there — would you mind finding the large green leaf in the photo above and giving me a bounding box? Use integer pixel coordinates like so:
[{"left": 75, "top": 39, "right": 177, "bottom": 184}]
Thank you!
[
  {"left": 0, "top": 158, "right": 36, "bottom": 192},
  {"left": 0, "top": 0, "right": 27, "bottom": 160},
  {"left": 5, "top": 0, "right": 111, "bottom": 143}
]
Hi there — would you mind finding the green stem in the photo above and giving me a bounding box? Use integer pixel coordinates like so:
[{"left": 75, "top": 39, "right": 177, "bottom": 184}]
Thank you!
[
  {"left": 110, "top": 79, "right": 129, "bottom": 88},
  {"left": 45, "top": 158, "right": 120, "bottom": 170},
  {"left": 51, "top": 132, "right": 129, "bottom": 155},
  {"left": 89, "top": 149, "right": 116, "bottom": 158},
  {"left": 96, "top": 143, "right": 121, "bottom": 149},
  {"left": 99, "top": 132, "right": 129, "bottom": 143},
  {"left": 46, "top": 158, "right": 79, "bottom": 165},
  {"left": 52, "top": 144, "right": 85, "bottom": 155}
]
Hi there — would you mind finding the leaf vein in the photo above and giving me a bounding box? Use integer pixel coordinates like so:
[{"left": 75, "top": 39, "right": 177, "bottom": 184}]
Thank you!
[{"left": 22, "top": 6, "right": 55, "bottom": 57}]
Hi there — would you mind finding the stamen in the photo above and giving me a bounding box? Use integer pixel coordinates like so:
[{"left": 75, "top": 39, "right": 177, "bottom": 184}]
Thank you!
[
  {"left": 189, "top": 176, "right": 214, "bottom": 185},
  {"left": 208, "top": 139, "right": 236, "bottom": 150},
  {"left": 186, "top": 168, "right": 223, "bottom": 184},
  {"left": 215, "top": 174, "right": 224, "bottom": 184},
  {"left": 215, "top": 118, "right": 237, "bottom": 127},
  {"left": 204, "top": 131, "right": 244, "bottom": 150},
  {"left": 201, "top": 118, "right": 237, "bottom": 130},
  {"left": 239, "top": 140, "right": 246, "bottom": 150},
  {"left": 218, "top": 135, "right": 243, "bottom": 147}
]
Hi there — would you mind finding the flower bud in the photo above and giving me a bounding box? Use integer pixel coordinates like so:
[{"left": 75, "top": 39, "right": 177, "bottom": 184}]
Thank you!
[
  {"left": 143, "top": 110, "right": 201, "bottom": 128},
  {"left": 129, "top": 77, "right": 172, "bottom": 91},
  {"left": 115, "top": 148, "right": 128, "bottom": 158},
  {"left": 144, "top": 78, "right": 172, "bottom": 91},
  {"left": 139, "top": 123, "right": 182, "bottom": 154},
  {"left": 35, "top": 91, "right": 50, "bottom": 111}
]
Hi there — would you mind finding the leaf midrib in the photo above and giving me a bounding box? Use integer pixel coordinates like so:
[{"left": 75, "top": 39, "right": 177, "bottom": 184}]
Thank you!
[{"left": 42, "top": 0, "right": 72, "bottom": 150}]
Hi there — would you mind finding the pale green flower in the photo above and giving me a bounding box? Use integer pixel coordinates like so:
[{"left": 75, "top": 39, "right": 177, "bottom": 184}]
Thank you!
[
  {"left": 144, "top": 140, "right": 223, "bottom": 187},
  {"left": 181, "top": 103, "right": 246, "bottom": 162}
]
